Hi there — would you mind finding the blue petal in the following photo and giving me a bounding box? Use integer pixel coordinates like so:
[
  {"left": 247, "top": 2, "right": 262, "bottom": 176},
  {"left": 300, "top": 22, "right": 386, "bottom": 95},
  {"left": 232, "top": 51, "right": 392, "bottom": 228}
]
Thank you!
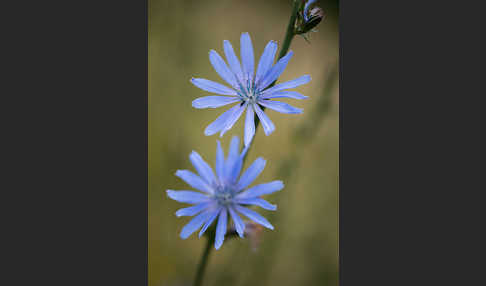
[
  {"left": 236, "top": 198, "right": 277, "bottom": 211},
  {"left": 189, "top": 151, "right": 217, "bottom": 185},
  {"left": 236, "top": 180, "right": 284, "bottom": 199},
  {"left": 229, "top": 150, "right": 245, "bottom": 185},
  {"left": 227, "top": 136, "right": 240, "bottom": 162},
  {"left": 220, "top": 103, "right": 247, "bottom": 137},
  {"left": 215, "top": 140, "right": 225, "bottom": 182},
  {"left": 261, "top": 75, "right": 311, "bottom": 96},
  {"left": 204, "top": 104, "right": 240, "bottom": 136},
  {"left": 240, "top": 33, "right": 254, "bottom": 81},
  {"left": 176, "top": 203, "right": 210, "bottom": 217},
  {"left": 192, "top": 96, "right": 240, "bottom": 109},
  {"left": 199, "top": 207, "right": 222, "bottom": 237},
  {"left": 228, "top": 206, "right": 245, "bottom": 238},
  {"left": 259, "top": 51, "right": 294, "bottom": 90},
  {"left": 260, "top": 90, "right": 308, "bottom": 100},
  {"left": 253, "top": 104, "right": 275, "bottom": 136},
  {"left": 255, "top": 41, "right": 278, "bottom": 85},
  {"left": 214, "top": 207, "right": 228, "bottom": 249},
  {"left": 223, "top": 40, "right": 244, "bottom": 82},
  {"left": 190, "top": 78, "right": 237, "bottom": 95},
  {"left": 234, "top": 205, "right": 274, "bottom": 230},
  {"left": 180, "top": 210, "right": 212, "bottom": 239},
  {"left": 244, "top": 105, "right": 255, "bottom": 147},
  {"left": 236, "top": 157, "right": 266, "bottom": 191},
  {"left": 209, "top": 50, "right": 238, "bottom": 88},
  {"left": 224, "top": 136, "right": 240, "bottom": 182},
  {"left": 167, "top": 190, "right": 210, "bottom": 204},
  {"left": 258, "top": 100, "right": 302, "bottom": 114},
  {"left": 175, "top": 170, "right": 212, "bottom": 193}
]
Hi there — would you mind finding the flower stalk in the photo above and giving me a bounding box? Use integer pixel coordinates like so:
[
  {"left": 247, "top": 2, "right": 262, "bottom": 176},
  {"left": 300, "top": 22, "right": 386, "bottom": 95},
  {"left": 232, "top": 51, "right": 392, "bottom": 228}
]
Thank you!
[
  {"left": 249, "top": 0, "right": 300, "bottom": 154},
  {"left": 278, "top": 0, "right": 301, "bottom": 62},
  {"left": 193, "top": 233, "right": 214, "bottom": 286}
]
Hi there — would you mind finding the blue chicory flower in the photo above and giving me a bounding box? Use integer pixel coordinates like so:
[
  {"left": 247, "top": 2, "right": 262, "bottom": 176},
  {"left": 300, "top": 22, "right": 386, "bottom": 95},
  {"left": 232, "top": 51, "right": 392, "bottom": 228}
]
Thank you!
[
  {"left": 166, "top": 136, "right": 284, "bottom": 250},
  {"left": 190, "top": 33, "right": 311, "bottom": 147}
]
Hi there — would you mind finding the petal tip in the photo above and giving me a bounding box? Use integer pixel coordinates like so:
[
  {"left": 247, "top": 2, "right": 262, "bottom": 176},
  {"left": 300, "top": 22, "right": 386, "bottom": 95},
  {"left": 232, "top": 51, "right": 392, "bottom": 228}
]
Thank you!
[
  {"left": 252, "top": 157, "right": 266, "bottom": 168},
  {"left": 204, "top": 128, "right": 212, "bottom": 136},
  {"left": 267, "top": 203, "right": 277, "bottom": 211},
  {"left": 180, "top": 232, "right": 189, "bottom": 239},
  {"left": 264, "top": 129, "right": 275, "bottom": 136},
  {"left": 214, "top": 241, "right": 222, "bottom": 250}
]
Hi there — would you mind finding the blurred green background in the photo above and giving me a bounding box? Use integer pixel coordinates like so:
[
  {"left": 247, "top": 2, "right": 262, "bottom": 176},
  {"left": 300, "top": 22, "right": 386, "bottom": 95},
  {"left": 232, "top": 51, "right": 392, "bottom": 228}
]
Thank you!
[{"left": 149, "top": 0, "right": 339, "bottom": 285}]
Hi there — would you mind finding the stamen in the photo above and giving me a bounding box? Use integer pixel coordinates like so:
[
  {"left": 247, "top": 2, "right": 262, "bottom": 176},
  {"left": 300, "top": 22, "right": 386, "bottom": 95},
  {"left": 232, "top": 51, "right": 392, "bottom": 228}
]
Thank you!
[{"left": 214, "top": 184, "right": 236, "bottom": 206}]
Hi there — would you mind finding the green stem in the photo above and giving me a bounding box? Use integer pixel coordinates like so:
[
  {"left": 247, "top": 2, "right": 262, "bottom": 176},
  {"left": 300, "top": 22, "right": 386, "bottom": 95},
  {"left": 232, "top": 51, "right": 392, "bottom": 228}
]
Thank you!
[
  {"left": 193, "top": 236, "right": 213, "bottom": 286},
  {"left": 277, "top": 0, "right": 300, "bottom": 61},
  {"left": 247, "top": 0, "right": 300, "bottom": 157}
]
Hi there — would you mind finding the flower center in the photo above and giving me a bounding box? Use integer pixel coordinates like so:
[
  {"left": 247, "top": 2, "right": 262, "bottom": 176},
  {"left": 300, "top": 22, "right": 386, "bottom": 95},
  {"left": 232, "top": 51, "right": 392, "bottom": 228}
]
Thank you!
[
  {"left": 245, "top": 90, "right": 259, "bottom": 104},
  {"left": 235, "top": 75, "right": 260, "bottom": 104},
  {"left": 213, "top": 184, "right": 235, "bottom": 206}
]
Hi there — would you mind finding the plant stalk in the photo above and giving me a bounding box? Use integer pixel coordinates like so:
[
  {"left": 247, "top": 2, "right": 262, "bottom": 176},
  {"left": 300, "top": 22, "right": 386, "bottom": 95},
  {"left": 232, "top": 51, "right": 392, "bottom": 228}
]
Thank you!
[
  {"left": 247, "top": 0, "right": 300, "bottom": 156},
  {"left": 193, "top": 235, "right": 213, "bottom": 286}
]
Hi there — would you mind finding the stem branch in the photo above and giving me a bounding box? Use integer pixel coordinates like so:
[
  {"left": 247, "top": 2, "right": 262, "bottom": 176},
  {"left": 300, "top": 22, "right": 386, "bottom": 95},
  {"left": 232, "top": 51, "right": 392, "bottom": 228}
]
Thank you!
[
  {"left": 277, "top": 0, "right": 300, "bottom": 60},
  {"left": 248, "top": 0, "right": 300, "bottom": 156}
]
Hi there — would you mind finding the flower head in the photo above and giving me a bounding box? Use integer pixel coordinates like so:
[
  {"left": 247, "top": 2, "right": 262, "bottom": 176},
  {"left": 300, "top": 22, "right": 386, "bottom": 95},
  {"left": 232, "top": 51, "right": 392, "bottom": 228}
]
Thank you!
[
  {"left": 191, "top": 33, "right": 311, "bottom": 147},
  {"left": 166, "top": 136, "right": 284, "bottom": 250}
]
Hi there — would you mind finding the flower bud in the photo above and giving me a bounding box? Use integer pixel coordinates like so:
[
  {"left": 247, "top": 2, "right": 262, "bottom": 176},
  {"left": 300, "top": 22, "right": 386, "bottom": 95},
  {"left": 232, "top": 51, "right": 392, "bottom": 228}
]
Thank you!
[
  {"left": 244, "top": 221, "right": 264, "bottom": 252},
  {"left": 303, "top": 7, "right": 324, "bottom": 32},
  {"left": 226, "top": 221, "right": 264, "bottom": 251},
  {"left": 295, "top": 0, "right": 325, "bottom": 35}
]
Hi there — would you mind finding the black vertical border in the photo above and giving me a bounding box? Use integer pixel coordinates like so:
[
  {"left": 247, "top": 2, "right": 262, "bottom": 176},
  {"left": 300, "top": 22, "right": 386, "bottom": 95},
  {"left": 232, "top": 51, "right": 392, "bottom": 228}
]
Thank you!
[
  {"left": 338, "top": 0, "right": 466, "bottom": 284},
  {"left": 3, "top": 0, "right": 148, "bottom": 285}
]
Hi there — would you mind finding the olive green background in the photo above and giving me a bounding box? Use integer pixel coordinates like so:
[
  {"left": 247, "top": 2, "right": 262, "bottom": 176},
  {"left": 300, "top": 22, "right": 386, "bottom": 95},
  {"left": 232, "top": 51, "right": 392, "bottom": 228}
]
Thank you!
[{"left": 149, "top": 0, "right": 339, "bottom": 285}]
